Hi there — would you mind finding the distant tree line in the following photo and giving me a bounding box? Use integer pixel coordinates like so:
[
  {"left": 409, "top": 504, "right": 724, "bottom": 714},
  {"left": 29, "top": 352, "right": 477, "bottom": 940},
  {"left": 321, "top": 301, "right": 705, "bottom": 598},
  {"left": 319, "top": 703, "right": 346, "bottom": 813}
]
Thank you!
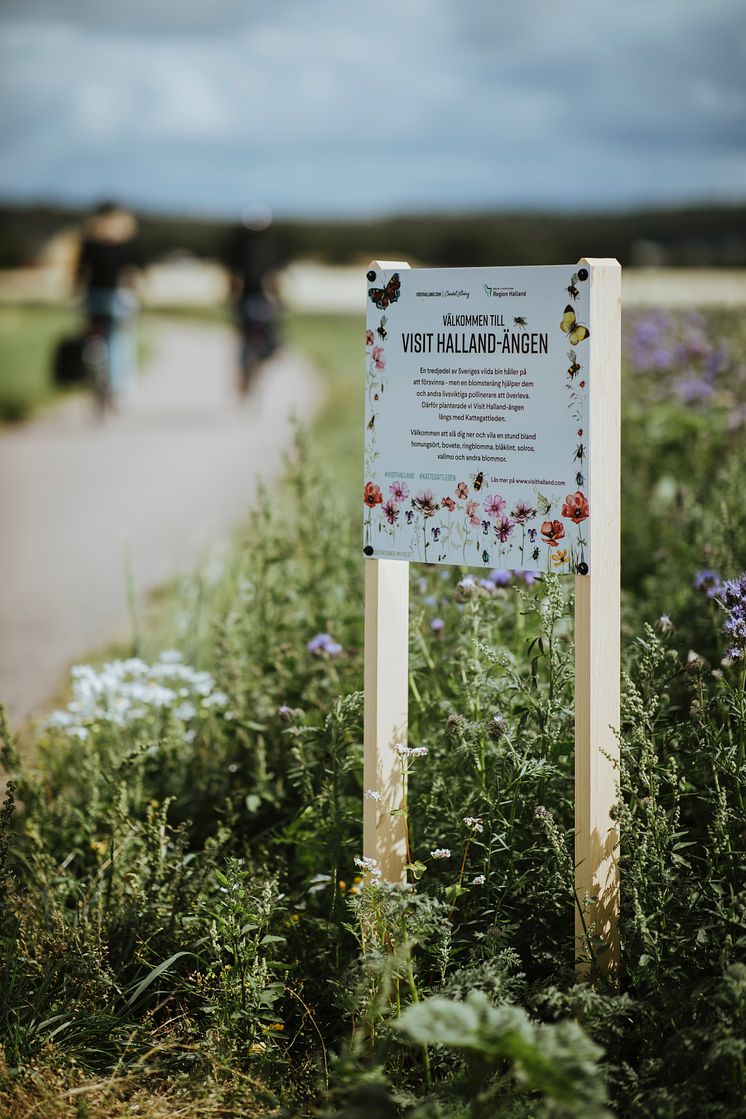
[{"left": 0, "top": 200, "right": 744, "bottom": 270}]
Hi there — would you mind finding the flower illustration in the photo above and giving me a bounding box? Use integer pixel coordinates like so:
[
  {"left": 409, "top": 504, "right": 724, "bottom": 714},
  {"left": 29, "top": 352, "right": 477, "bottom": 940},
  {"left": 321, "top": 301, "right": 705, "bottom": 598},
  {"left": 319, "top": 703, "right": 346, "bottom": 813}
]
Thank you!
[
  {"left": 389, "top": 480, "right": 410, "bottom": 501},
  {"left": 442, "top": 495, "right": 456, "bottom": 512},
  {"left": 465, "top": 500, "right": 481, "bottom": 526},
  {"left": 432, "top": 526, "right": 441, "bottom": 541},
  {"left": 512, "top": 500, "right": 535, "bottom": 524},
  {"left": 456, "top": 481, "right": 469, "bottom": 499},
  {"left": 528, "top": 528, "right": 538, "bottom": 542},
  {"left": 561, "top": 490, "right": 590, "bottom": 524},
  {"left": 381, "top": 499, "right": 399, "bottom": 524},
  {"left": 541, "top": 520, "right": 565, "bottom": 547},
  {"left": 551, "top": 548, "right": 569, "bottom": 565},
  {"left": 413, "top": 489, "right": 439, "bottom": 517},
  {"left": 372, "top": 346, "right": 385, "bottom": 370},
  {"left": 495, "top": 516, "right": 515, "bottom": 542},
  {"left": 364, "top": 482, "right": 383, "bottom": 507},
  {"left": 481, "top": 519, "right": 490, "bottom": 535},
  {"left": 405, "top": 510, "right": 414, "bottom": 524},
  {"left": 484, "top": 494, "right": 506, "bottom": 517},
  {"left": 365, "top": 329, "right": 374, "bottom": 345}
]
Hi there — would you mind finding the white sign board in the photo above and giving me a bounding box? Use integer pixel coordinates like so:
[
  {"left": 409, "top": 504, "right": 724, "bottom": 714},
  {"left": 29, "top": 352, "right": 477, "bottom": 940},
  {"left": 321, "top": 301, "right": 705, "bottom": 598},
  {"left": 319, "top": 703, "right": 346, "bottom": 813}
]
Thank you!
[{"left": 364, "top": 265, "right": 592, "bottom": 574}]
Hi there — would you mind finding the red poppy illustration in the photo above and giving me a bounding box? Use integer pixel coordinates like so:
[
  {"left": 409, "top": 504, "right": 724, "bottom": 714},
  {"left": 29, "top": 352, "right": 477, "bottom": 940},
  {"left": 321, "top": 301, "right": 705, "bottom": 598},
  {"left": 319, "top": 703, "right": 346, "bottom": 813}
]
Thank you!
[
  {"left": 561, "top": 491, "right": 590, "bottom": 524},
  {"left": 541, "top": 519, "right": 565, "bottom": 547},
  {"left": 364, "top": 482, "right": 383, "bottom": 508}
]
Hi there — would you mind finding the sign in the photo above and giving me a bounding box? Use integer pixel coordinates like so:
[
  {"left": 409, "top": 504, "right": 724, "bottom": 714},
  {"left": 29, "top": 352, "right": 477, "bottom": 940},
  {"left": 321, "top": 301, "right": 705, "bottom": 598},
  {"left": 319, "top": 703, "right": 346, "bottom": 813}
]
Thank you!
[{"left": 364, "top": 265, "right": 591, "bottom": 574}]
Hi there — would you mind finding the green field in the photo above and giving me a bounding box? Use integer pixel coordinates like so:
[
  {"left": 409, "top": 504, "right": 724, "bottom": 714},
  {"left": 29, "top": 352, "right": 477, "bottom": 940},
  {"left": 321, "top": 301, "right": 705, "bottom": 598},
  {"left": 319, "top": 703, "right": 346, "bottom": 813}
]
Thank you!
[
  {"left": 0, "top": 304, "right": 79, "bottom": 421},
  {"left": 2, "top": 306, "right": 746, "bottom": 1118}
]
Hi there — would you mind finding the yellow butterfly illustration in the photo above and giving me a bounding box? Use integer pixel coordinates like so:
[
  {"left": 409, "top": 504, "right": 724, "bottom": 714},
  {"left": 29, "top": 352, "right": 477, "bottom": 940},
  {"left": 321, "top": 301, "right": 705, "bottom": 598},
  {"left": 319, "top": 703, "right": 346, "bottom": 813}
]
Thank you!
[{"left": 560, "top": 305, "right": 590, "bottom": 345}]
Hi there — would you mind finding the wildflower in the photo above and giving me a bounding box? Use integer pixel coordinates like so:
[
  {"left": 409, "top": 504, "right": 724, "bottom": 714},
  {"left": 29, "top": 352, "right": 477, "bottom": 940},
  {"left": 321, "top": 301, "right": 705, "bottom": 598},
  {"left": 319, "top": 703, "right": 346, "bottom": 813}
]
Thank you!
[
  {"left": 159, "top": 649, "right": 183, "bottom": 663},
  {"left": 431, "top": 617, "right": 445, "bottom": 633},
  {"left": 484, "top": 494, "right": 506, "bottom": 518},
  {"left": 472, "top": 874, "right": 486, "bottom": 886},
  {"left": 372, "top": 345, "right": 385, "bottom": 370},
  {"left": 365, "top": 329, "right": 374, "bottom": 345},
  {"left": 489, "top": 569, "right": 511, "bottom": 587},
  {"left": 430, "top": 848, "right": 451, "bottom": 859},
  {"left": 364, "top": 789, "right": 383, "bottom": 802},
  {"left": 354, "top": 856, "right": 382, "bottom": 878},
  {"left": 655, "top": 614, "right": 674, "bottom": 635},
  {"left": 381, "top": 499, "right": 399, "bottom": 524},
  {"left": 395, "top": 743, "right": 429, "bottom": 758},
  {"left": 534, "top": 805, "right": 551, "bottom": 820},
  {"left": 174, "top": 701, "right": 197, "bottom": 721},
  {"left": 277, "top": 704, "right": 292, "bottom": 721},
  {"left": 694, "top": 569, "right": 721, "bottom": 597},
  {"left": 364, "top": 481, "right": 383, "bottom": 507},
  {"left": 463, "top": 816, "right": 484, "bottom": 833},
  {"left": 561, "top": 491, "right": 590, "bottom": 524},
  {"left": 487, "top": 714, "right": 508, "bottom": 741},
  {"left": 413, "top": 489, "right": 439, "bottom": 517},
  {"left": 512, "top": 500, "right": 535, "bottom": 524},
  {"left": 442, "top": 495, "right": 456, "bottom": 512},
  {"left": 389, "top": 480, "right": 409, "bottom": 501},
  {"left": 541, "top": 519, "right": 565, "bottom": 547},
  {"left": 495, "top": 516, "right": 515, "bottom": 542},
  {"left": 719, "top": 574, "right": 746, "bottom": 660},
  {"left": 456, "top": 482, "right": 469, "bottom": 499},
  {"left": 518, "top": 570, "right": 540, "bottom": 585},
  {"left": 307, "top": 633, "right": 343, "bottom": 657},
  {"left": 465, "top": 500, "right": 481, "bottom": 526}
]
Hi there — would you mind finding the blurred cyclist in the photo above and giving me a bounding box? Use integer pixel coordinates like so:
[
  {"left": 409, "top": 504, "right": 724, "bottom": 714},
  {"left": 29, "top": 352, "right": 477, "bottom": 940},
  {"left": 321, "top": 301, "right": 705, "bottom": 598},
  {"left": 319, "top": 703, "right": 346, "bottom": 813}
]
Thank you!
[
  {"left": 75, "top": 201, "right": 143, "bottom": 407},
  {"left": 224, "top": 204, "right": 279, "bottom": 395}
]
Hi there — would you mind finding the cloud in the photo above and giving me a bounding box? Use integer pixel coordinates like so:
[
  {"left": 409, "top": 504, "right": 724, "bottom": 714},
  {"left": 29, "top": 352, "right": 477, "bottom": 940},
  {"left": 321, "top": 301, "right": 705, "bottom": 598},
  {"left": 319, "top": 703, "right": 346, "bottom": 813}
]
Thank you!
[{"left": 0, "top": 0, "right": 744, "bottom": 216}]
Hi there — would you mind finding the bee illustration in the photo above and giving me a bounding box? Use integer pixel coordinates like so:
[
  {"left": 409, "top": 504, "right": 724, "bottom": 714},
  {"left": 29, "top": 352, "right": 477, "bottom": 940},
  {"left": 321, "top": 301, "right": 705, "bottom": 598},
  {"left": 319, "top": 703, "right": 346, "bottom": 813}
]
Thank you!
[
  {"left": 513, "top": 316, "right": 528, "bottom": 328},
  {"left": 367, "top": 414, "right": 376, "bottom": 431},
  {"left": 471, "top": 470, "right": 486, "bottom": 491},
  {"left": 531, "top": 546, "right": 540, "bottom": 562},
  {"left": 567, "top": 350, "right": 581, "bottom": 378},
  {"left": 576, "top": 471, "right": 584, "bottom": 487},
  {"left": 567, "top": 273, "right": 580, "bottom": 301},
  {"left": 573, "top": 443, "right": 585, "bottom": 463},
  {"left": 376, "top": 315, "right": 388, "bottom": 341}
]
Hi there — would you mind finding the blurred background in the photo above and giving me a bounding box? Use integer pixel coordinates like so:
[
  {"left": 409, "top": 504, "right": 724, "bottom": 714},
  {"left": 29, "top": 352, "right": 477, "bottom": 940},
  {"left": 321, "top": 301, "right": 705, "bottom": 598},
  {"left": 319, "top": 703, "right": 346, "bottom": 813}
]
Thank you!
[{"left": 1, "top": 0, "right": 745, "bottom": 727}]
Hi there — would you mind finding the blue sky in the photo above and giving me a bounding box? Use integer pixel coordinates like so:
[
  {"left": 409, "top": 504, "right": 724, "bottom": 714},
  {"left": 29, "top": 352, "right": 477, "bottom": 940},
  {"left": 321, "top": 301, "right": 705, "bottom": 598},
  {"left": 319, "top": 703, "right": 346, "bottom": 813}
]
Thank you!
[{"left": 1, "top": 0, "right": 744, "bottom": 218}]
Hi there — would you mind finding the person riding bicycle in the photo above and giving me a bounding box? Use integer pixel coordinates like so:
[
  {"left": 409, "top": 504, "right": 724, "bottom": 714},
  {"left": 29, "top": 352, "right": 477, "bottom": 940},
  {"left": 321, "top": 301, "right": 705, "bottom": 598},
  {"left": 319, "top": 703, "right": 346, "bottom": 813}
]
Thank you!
[
  {"left": 75, "top": 202, "right": 143, "bottom": 403},
  {"left": 224, "top": 204, "right": 280, "bottom": 394}
]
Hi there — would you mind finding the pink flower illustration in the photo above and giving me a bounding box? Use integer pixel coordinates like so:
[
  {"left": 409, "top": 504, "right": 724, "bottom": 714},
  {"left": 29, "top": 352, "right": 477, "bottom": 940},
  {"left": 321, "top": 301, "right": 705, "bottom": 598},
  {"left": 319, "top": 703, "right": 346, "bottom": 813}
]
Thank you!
[
  {"left": 441, "top": 495, "right": 456, "bottom": 512},
  {"left": 381, "top": 499, "right": 399, "bottom": 524},
  {"left": 366, "top": 329, "right": 375, "bottom": 345},
  {"left": 389, "top": 480, "right": 410, "bottom": 501},
  {"left": 456, "top": 482, "right": 469, "bottom": 500},
  {"left": 495, "top": 516, "right": 515, "bottom": 542},
  {"left": 512, "top": 500, "right": 535, "bottom": 524},
  {"left": 465, "top": 500, "right": 481, "bottom": 526},
  {"left": 413, "top": 489, "right": 438, "bottom": 517},
  {"left": 484, "top": 494, "right": 506, "bottom": 517},
  {"left": 372, "top": 346, "right": 385, "bottom": 370}
]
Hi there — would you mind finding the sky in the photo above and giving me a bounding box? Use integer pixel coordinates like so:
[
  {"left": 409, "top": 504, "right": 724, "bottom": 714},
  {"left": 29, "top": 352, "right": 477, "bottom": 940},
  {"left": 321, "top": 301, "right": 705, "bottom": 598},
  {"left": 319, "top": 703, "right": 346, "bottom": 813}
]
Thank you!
[{"left": 0, "top": 0, "right": 745, "bottom": 219}]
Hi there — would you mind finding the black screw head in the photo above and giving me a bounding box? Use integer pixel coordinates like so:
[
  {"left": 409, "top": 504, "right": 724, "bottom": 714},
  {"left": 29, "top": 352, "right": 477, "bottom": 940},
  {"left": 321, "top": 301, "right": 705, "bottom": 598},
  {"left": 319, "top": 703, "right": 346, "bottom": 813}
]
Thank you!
[
  {"left": 577, "top": 268, "right": 588, "bottom": 282},
  {"left": 363, "top": 545, "right": 374, "bottom": 556},
  {"left": 577, "top": 561, "right": 589, "bottom": 575},
  {"left": 366, "top": 270, "right": 377, "bottom": 283}
]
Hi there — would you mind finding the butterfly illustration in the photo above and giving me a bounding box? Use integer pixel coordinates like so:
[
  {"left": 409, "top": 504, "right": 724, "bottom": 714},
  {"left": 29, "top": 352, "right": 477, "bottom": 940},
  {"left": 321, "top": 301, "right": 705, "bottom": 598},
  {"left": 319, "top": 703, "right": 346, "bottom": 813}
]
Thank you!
[
  {"left": 376, "top": 315, "right": 388, "bottom": 340},
  {"left": 536, "top": 492, "right": 552, "bottom": 517},
  {"left": 560, "top": 306, "right": 590, "bottom": 345},
  {"left": 368, "top": 273, "right": 401, "bottom": 309}
]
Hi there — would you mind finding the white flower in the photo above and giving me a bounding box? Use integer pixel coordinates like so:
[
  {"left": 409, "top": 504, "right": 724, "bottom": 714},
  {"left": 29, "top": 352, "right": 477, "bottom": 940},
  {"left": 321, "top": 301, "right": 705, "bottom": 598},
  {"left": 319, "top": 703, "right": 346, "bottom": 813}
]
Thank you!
[
  {"left": 463, "top": 816, "right": 484, "bottom": 833},
  {"left": 174, "top": 701, "right": 197, "bottom": 721},
  {"left": 394, "top": 743, "right": 429, "bottom": 758},
  {"left": 472, "top": 874, "right": 486, "bottom": 886},
  {"left": 364, "top": 789, "right": 383, "bottom": 802},
  {"left": 159, "top": 649, "right": 183, "bottom": 663},
  {"left": 354, "top": 856, "right": 382, "bottom": 878},
  {"left": 430, "top": 848, "right": 451, "bottom": 859},
  {"left": 203, "top": 690, "right": 229, "bottom": 708}
]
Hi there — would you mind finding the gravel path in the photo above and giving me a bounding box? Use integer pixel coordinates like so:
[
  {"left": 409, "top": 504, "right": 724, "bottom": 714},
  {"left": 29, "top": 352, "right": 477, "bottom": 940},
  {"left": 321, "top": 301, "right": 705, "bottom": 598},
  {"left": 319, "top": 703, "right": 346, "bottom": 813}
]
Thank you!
[{"left": 0, "top": 319, "right": 319, "bottom": 728}]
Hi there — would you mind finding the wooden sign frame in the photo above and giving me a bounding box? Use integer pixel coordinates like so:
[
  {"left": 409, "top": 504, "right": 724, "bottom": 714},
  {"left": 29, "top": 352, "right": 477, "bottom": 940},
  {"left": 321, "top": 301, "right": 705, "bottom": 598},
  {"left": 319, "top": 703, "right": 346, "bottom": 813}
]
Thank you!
[{"left": 362, "top": 258, "right": 621, "bottom": 978}]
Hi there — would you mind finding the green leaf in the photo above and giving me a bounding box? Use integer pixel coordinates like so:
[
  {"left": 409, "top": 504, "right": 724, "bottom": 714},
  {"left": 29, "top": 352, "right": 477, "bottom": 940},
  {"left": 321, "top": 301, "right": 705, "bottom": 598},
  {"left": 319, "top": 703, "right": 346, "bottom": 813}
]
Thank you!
[
  {"left": 125, "top": 952, "right": 194, "bottom": 1009},
  {"left": 405, "top": 860, "right": 427, "bottom": 880}
]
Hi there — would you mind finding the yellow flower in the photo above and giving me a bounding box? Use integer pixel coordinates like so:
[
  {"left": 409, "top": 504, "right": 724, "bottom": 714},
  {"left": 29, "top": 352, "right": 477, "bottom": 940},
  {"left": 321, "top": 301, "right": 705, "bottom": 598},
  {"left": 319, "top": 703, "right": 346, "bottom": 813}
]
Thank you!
[
  {"left": 338, "top": 880, "right": 346, "bottom": 891},
  {"left": 291, "top": 913, "right": 301, "bottom": 923}
]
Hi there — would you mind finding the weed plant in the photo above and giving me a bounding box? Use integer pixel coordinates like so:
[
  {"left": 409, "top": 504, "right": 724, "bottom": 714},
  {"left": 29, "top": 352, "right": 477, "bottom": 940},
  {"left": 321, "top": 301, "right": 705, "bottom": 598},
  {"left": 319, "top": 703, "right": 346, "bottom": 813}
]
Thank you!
[{"left": 1, "top": 308, "right": 745, "bottom": 1116}]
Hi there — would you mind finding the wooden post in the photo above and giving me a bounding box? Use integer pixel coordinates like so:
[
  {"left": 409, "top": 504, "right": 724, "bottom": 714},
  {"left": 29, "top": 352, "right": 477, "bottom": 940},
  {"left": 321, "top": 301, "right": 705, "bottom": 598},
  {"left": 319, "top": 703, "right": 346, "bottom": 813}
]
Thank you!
[
  {"left": 363, "top": 260, "right": 411, "bottom": 883},
  {"left": 574, "top": 258, "right": 621, "bottom": 980}
]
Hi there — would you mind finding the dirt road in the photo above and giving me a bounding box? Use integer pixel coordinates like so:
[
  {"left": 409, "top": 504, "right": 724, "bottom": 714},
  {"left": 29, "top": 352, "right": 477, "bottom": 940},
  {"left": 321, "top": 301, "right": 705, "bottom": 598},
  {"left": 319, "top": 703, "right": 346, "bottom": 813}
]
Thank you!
[{"left": 0, "top": 320, "right": 319, "bottom": 728}]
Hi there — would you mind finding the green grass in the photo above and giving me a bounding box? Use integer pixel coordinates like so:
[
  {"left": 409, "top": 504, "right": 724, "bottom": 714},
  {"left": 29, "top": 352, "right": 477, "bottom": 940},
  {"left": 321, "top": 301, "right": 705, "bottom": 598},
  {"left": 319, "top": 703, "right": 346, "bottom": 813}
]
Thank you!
[{"left": 0, "top": 304, "right": 79, "bottom": 421}]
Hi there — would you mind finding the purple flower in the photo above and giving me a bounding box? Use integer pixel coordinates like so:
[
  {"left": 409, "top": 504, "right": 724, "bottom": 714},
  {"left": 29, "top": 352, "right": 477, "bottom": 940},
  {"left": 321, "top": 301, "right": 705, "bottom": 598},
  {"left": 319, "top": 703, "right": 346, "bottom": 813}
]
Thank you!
[
  {"left": 694, "top": 570, "right": 721, "bottom": 598},
  {"left": 528, "top": 528, "right": 538, "bottom": 542},
  {"left": 719, "top": 574, "right": 746, "bottom": 660},
  {"left": 494, "top": 517, "right": 515, "bottom": 543},
  {"left": 431, "top": 617, "right": 445, "bottom": 632},
  {"left": 307, "top": 633, "right": 343, "bottom": 657},
  {"left": 676, "top": 377, "right": 714, "bottom": 405},
  {"left": 481, "top": 519, "right": 490, "bottom": 535},
  {"left": 517, "top": 570, "right": 540, "bottom": 585},
  {"left": 405, "top": 509, "right": 414, "bottom": 525},
  {"left": 381, "top": 499, "right": 399, "bottom": 525},
  {"left": 389, "top": 480, "right": 409, "bottom": 501},
  {"left": 432, "top": 526, "right": 441, "bottom": 541},
  {"left": 489, "top": 569, "right": 511, "bottom": 586},
  {"left": 484, "top": 494, "right": 506, "bottom": 517}
]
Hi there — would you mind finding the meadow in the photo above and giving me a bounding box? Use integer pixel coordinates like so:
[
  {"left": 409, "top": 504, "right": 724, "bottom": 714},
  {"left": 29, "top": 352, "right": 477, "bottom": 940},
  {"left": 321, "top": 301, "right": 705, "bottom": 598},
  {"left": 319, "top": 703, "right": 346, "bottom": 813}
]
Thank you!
[{"left": 1, "top": 306, "right": 745, "bottom": 1117}]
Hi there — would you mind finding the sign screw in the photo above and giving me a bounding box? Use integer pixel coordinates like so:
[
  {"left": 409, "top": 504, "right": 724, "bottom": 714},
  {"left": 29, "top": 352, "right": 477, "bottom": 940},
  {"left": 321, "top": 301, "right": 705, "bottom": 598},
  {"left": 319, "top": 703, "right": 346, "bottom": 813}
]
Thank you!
[
  {"left": 363, "top": 545, "right": 374, "bottom": 556},
  {"left": 366, "top": 270, "right": 377, "bottom": 282}
]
